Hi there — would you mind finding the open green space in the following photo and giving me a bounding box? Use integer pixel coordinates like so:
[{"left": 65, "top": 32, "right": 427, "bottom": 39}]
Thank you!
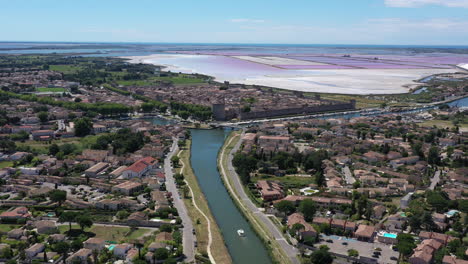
[
  {"left": 419, "top": 119, "right": 468, "bottom": 129},
  {"left": 15, "top": 134, "right": 104, "bottom": 155},
  {"left": 0, "top": 161, "right": 14, "bottom": 169},
  {"left": 49, "top": 64, "right": 82, "bottom": 74},
  {"left": 59, "top": 225, "right": 152, "bottom": 242},
  {"left": 36, "top": 87, "right": 66, "bottom": 93},
  {"left": 0, "top": 224, "right": 21, "bottom": 233}
]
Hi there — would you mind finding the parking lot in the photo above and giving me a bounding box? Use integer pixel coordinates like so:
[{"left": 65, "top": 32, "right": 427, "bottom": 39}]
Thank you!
[{"left": 317, "top": 235, "right": 399, "bottom": 264}]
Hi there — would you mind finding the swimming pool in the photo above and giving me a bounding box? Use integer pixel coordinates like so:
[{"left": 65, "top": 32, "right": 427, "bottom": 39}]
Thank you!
[
  {"left": 108, "top": 245, "right": 116, "bottom": 251},
  {"left": 382, "top": 233, "right": 397, "bottom": 239}
]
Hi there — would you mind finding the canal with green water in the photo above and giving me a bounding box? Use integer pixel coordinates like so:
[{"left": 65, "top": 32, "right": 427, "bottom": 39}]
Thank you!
[{"left": 189, "top": 128, "right": 272, "bottom": 264}]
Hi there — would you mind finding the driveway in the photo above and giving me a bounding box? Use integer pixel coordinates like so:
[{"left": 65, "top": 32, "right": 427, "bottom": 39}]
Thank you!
[{"left": 164, "top": 140, "right": 195, "bottom": 263}]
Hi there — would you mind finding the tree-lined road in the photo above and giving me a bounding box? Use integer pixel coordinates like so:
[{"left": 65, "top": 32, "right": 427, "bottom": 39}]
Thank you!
[{"left": 164, "top": 140, "right": 195, "bottom": 263}]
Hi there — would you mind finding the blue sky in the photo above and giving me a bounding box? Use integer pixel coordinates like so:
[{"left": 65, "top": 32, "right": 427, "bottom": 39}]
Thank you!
[{"left": 1, "top": 0, "right": 468, "bottom": 45}]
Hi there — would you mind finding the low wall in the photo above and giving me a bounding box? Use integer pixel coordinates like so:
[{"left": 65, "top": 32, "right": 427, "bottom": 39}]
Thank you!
[{"left": 239, "top": 102, "right": 355, "bottom": 120}]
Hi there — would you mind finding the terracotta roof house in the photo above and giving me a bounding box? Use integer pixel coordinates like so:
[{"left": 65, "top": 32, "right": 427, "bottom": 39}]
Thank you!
[
  {"left": 156, "top": 232, "right": 173, "bottom": 242},
  {"left": 113, "top": 243, "right": 132, "bottom": 258},
  {"left": 35, "top": 220, "right": 58, "bottom": 234},
  {"left": 7, "top": 228, "right": 24, "bottom": 239},
  {"left": 148, "top": 241, "right": 170, "bottom": 252},
  {"left": 256, "top": 180, "right": 284, "bottom": 201},
  {"left": 287, "top": 213, "right": 317, "bottom": 239},
  {"left": 419, "top": 231, "right": 455, "bottom": 245},
  {"left": 127, "top": 211, "right": 147, "bottom": 226},
  {"left": 0, "top": 207, "right": 31, "bottom": 220},
  {"left": 372, "top": 205, "right": 386, "bottom": 220},
  {"left": 409, "top": 239, "right": 443, "bottom": 264},
  {"left": 354, "top": 225, "right": 375, "bottom": 242},
  {"left": 25, "top": 243, "right": 45, "bottom": 258},
  {"left": 121, "top": 157, "right": 157, "bottom": 179},
  {"left": 66, "top": 248, "right": 92, "bottom": 264},
  {"left": 83, "top": 237, "right": 106, "bottom": 251},
  {"left": 112, "top": 181, "right": 144, "bottom": 196},
  {"left": 363, "top": 151, "right": 386, "bottom": 163},
  {"left": 443, "top": 256, "right": 468, "bottom": 264},
  {"left": 84, "top": 162, "right": 109, "bottom": 177}
]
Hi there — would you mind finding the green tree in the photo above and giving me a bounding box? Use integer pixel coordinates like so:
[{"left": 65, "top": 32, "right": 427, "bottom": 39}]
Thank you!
[
  {"left": 54, "top": 241, "right": 70, "bottom": 261},
  {"left": 116, "top": 210, "right": 130, "bottom": 220},
  {"left": 58, "top": 211, "right": 78, "bottom": 232},
  {"left": 427, "top": 146, "right": 440, "bottom": 165},
  {"left": 154, "top": 248, "right": 169, "bottom": 261},
  {"left": 171, "top": 156, "right": 180, "bottom": 167},
  {"left": 159, "top": 224, "right": 173, "bottom": 233},
  {"left": 274, "top": 200, "right": 296, "bottom": 215},
  {"left": 309, "top": 246, "right": 333, "bottom": 264},
  {"left": 299, "top": 199, "right": 316, "bottom": 222},
  {"left": 76, "top": 214, "right": 93, "bottom": 231},
  {"left": 49, "top": 143, "right": 60, "bottom": 155},
  {"left": 74, "top": 117, "right": 93, "bottom": 137},
  {"left": 48, "top": 189, "right": 67, "bottom": 207},
  {"left": 396, "top": 233, "right": 416, "bottom": 261},
  {"left": 347, "top": 249, "right": 359, "bottom": 257},
  {"left": 37, "top": 112, "right": 48, "bottom": 123},
  {"left": 426, "top": 191, "right": 448, "bottom": 212}
]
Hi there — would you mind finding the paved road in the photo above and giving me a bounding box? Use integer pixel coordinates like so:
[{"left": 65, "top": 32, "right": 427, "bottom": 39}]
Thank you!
[
  {"left": 343, "top": 166, "right": 355, "bottom": 185},
  {"left": 222, "top": 131, "right": 300, "bottom": 264},
  {"left": 165, "top": 140, "right": 195, "bottom": 263},
  {"left": 429, "top": 170, "right": 441, "bottom": 190}
]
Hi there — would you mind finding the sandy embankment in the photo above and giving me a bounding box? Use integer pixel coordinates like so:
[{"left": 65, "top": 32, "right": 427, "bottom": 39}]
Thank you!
[{"left": 122, "top": 54, "right": 457, "bottom": 95}]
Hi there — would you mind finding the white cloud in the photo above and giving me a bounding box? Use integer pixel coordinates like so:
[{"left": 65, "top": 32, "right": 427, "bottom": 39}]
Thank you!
[
  {"left": 384, "top": 0, "right": 468, "bottom": 8},
  {"left": 229, "top": 18, "right": 265, "bottom": 23}
]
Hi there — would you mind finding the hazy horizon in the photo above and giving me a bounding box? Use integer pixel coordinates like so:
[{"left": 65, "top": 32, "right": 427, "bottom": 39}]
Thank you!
[{"left": 1, "top": 0, "right": 468, "bottom": 45}]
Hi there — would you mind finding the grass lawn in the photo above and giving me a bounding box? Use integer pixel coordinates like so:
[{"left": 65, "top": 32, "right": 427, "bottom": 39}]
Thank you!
[
  {"left": 50, "top": 65, "right": 82, "bottom": 74},
  {"left": 59, "top": 224, "right": 151, "bottom": 243},
  {"left": 178, "top": 141, "right": 232, "bottom": 264},
  {"left": 0, "top": 161, "right": 13, "bottom": 169},
  {"left": 16, "top": 135, "right": 103, "bottom": 155},
  {"left": 36, "top": 87, "right": 66, "bottom": 93},
  {"left": 0, "top": 224, "right": 21, "bottom": 232},
  {"left": 419, "top": 120, "right": 468, "bottom": 129}
]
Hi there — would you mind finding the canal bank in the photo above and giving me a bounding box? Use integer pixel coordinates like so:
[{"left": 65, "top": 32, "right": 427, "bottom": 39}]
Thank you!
[
  {"left": 176, "top": 139, "right": 232, "bottom": 264},
  {"left": 190, "top": 128, "right": 272, "bottom": 264},
  {"left": 218, "top": 131, "right": 298, "bottom": 264}
]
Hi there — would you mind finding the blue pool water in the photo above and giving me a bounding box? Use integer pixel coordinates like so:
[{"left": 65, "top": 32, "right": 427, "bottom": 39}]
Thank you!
[{"left": 382, "top": 233, "right": 397, "bottom": 238}]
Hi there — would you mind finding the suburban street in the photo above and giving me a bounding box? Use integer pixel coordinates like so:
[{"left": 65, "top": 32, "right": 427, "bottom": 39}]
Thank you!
[
  {"left": 428, "top": 170, "right": 441, "bottom": 190},
  {"left": 164, "top": 140, "right": 195, "bottom": 263},
  {"left": 343, "top": 166, "right": 355, "bottom": 185},
  {"left": 222, "top": 131, "right": 300, "bottom": 264}
]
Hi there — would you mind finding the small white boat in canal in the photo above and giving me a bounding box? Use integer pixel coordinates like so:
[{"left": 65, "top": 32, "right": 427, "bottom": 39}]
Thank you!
[{"left": 237, "top": 229, "right": 245, "bottom": 237}]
